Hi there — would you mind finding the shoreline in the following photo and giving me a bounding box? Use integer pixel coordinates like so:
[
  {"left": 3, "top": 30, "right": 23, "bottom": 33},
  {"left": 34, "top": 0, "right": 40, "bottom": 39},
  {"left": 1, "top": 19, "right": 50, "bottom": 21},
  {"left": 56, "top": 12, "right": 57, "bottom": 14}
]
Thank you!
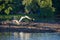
[
  {"left": 0, "top": 22, "right": 60, "bottom": 33},
  {"left": 0, "top": 27, "right": 57, "bottom": 33}
]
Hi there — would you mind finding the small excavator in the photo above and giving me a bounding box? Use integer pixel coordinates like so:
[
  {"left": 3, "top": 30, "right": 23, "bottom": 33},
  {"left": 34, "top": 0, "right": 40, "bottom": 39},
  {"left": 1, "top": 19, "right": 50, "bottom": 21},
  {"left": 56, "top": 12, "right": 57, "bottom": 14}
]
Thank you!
[{"left": 12, "top": 15, "right": 35, "bottom": 25}]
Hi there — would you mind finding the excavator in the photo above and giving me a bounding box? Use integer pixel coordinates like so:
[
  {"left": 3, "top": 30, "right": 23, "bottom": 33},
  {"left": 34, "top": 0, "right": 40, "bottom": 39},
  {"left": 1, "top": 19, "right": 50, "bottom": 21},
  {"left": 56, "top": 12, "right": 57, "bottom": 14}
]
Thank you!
[{"left": 12, "top": 15, "right": 35, "bottom": 25}]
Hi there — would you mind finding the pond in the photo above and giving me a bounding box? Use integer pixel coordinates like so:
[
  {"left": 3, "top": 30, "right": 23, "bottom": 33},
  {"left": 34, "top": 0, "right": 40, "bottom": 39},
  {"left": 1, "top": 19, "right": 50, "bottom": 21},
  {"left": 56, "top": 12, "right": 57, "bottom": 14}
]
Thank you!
[{"left": 0, "top": 32, "right": 60, "bottom": 40}]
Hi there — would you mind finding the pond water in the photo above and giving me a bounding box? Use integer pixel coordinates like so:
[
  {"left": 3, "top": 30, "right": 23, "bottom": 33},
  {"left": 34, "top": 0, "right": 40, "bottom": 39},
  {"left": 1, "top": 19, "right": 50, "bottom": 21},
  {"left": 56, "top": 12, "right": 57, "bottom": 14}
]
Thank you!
[{"left": 0, "top": 32, "right": 60, "bottom": 40}]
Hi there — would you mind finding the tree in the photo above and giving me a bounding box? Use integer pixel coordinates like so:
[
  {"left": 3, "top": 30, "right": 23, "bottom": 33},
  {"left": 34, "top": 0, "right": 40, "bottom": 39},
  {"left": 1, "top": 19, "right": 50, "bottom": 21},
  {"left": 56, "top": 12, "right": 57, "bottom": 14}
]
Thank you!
[
  {"left": 22, "top": 0, "right": 32, "bottom": 13},
  {"left": 52, "top": 0, "right": 60, "bottom": 21},
  {"left": 12, "top": 0, "right": 24, "bottom": 14},
  {"left": 0, "top": 0, "right": 55, "bottom": 16},
  {"left": 22, "top": 0, "right": 55, "bottom": 15},
  {"left": 0, "top": 0, "right": 13, "bottom": 15}
]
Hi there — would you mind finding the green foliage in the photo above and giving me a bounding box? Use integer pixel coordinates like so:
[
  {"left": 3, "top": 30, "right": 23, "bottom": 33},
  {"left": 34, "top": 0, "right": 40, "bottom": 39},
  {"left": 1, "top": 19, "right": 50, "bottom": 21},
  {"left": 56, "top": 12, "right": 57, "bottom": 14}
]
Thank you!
[
  {"left": 52, "top": 0, "right": 60, "bottom": 17},
  {"left": 0, "top": 0, "right": 13, "bottom": 15},
  {"left": 0, "top": 4, "right": 5, "bottom": 11},
  {"left": 5, "top": 7, "right": 12, "bottom": 15},
  {"left": 0, "top": 14, "right": 55, "bottom": 22},
  {"left": 37, "top": 0, "right": 52, "bottom": 8},
  {"left": 22, "top": 0, "right": 32, "bottom": 6},
  {"left": 0, "top": 0, "right": 55, "bottom": 17},
  {"left": 11, "top": 0, "right": 23, "bottom": 14},
  {"left": 22, "top": 0, "right": 55, "bottom": 14},
  {"left": 22, "top": 0, "right": 32, "bottom": 13}
]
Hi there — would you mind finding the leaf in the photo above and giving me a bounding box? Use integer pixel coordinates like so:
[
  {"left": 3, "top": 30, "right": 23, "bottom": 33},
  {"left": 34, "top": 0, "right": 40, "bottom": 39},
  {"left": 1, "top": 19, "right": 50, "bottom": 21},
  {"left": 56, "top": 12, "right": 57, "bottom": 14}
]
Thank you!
[
  {"left": 0, "top": 6, "right": 2, "bottom": 11},
  {"left": 8, "top": 7, "right": 13, "bottom": 10},
  {"left": 22, "top": 0, "right": 32, "bottom": 6},
  {"left": 4, "top": 6, "right": 13, "bottom": 15},
  {"left": 0, "top": 4, "right": 5, "bottom": 11},
  {"left": 5, "top": 9, "right": 10, "bottom": 15}
]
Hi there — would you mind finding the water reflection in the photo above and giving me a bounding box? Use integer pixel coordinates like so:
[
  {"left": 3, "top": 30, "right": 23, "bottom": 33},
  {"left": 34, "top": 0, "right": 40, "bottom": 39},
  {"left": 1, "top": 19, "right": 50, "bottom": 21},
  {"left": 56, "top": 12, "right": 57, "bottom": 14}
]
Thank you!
[
  {"left": 13, "top": 32, "right": 31, "bottom": 40},
  {"left": 0, "top": 32, "right": 11, "bottom": 40},
  {"left": 0, "top": 32, "right": 60, "bottom": 40}
]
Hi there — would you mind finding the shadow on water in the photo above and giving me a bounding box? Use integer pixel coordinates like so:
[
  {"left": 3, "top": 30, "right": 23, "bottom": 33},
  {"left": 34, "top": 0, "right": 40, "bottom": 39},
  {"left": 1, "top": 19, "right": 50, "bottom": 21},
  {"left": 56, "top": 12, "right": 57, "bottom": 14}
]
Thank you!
[{"left": 0, "top": 27, "right": 57, "bottom": 33}]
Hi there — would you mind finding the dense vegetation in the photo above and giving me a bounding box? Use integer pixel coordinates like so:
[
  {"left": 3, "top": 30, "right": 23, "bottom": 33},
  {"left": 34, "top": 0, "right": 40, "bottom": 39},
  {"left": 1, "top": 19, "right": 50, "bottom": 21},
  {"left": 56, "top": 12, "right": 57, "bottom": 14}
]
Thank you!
[
  {"left": 0, "top": 0, "right": 60, "bottom": 22},
  {"left": 0, "top": 0, "right": 55, "bottom": 14}
]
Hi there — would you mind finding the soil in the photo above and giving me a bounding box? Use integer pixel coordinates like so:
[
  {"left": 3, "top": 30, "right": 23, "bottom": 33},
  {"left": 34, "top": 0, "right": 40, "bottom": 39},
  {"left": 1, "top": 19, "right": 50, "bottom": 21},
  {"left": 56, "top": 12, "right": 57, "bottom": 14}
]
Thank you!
[{"left": 0, "top": 21, "right": 60, "bottom": 32}]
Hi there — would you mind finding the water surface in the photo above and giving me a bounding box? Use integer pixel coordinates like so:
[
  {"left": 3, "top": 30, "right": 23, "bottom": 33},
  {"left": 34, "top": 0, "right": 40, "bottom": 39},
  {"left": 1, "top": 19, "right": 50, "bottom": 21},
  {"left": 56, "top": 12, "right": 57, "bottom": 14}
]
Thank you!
[{"left": 0, "top": 32, "right": 60, "bottom": 40}]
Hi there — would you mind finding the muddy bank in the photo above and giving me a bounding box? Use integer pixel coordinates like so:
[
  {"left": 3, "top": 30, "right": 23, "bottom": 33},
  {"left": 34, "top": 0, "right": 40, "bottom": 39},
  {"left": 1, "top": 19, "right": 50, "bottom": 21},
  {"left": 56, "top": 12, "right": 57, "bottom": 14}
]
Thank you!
[
  {"left": 0, "top": 22, "right": 60, "bottom": 32},
  {"left": 0, "top": 27, "right": 56, "bottom": 33}
]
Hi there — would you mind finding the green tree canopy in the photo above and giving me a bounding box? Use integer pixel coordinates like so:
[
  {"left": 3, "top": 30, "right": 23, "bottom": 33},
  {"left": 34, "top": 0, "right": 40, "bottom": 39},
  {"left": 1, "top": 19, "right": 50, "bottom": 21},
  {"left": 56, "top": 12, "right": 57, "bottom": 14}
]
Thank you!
[
  {"left": 0, "top": 0, "right": 55, "bottom": 15},
  {"left": 0, "top": 0, "right": 13, "bottom": 15},
  {"left": 22, "top": 0, "right": 55, "bottom": 14}
]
